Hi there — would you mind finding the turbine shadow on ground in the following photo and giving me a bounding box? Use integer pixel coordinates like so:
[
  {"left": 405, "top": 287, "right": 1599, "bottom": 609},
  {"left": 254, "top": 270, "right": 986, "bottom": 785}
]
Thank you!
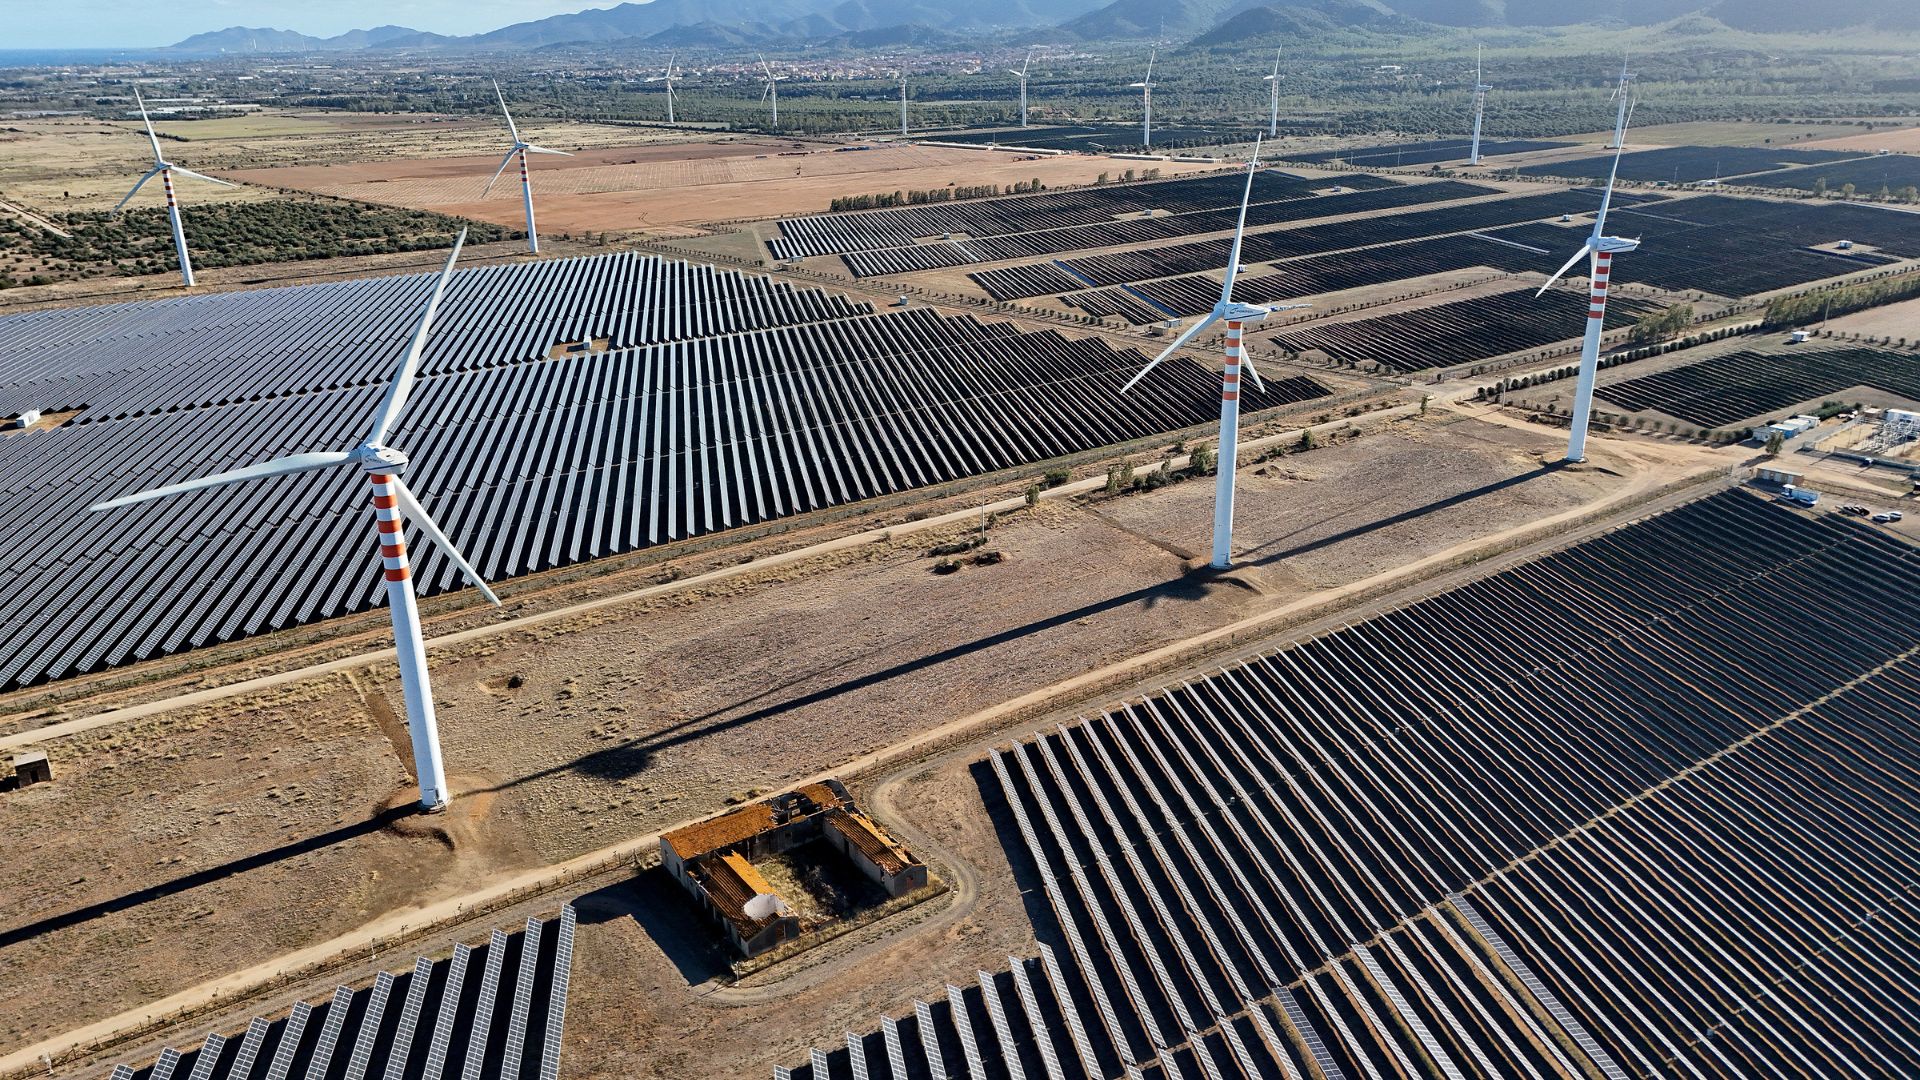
[
  {"left": 1238, "top": 463, "right": 1561, "bottom": 567},
  {"left": 0, "top": 806, "right": 415, "bottom": 951}
]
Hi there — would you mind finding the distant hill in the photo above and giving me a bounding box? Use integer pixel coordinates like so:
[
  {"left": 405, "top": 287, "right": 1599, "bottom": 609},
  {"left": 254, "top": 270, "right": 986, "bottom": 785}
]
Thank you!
[
  {"left": 1189, "top": 0, "right": 1416, "bottom": 43},
  {"left": 159, "top": 0, "right": 1920, "bottom": 54}
]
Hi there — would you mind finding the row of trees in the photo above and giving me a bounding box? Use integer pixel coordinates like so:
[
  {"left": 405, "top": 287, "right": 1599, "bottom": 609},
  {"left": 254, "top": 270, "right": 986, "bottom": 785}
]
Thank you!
[
  {"left": 1763, "top": 274, "right": 1920, "bottom": 327},
  {"left": 1627, "top": 303, "right": 1696, "bottom": 345},
  {"left": 827, "top": 178, "right": 1047, "bottom": 212}
]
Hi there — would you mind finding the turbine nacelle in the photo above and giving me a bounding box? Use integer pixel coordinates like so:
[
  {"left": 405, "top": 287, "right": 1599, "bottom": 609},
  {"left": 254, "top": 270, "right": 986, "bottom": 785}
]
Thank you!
[{"left": 355, "top": 443, "right": 411, "bottom": 473}]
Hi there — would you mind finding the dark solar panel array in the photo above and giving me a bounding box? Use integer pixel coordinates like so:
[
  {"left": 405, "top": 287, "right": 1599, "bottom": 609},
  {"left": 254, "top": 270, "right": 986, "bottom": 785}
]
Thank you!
[
  {"left": 767, "top": 171, "right": 1362, "bottom": 260},
  {"left": 1598, "top": 343, "right": 1920, "bottom": 427},
  {"left": 118, "top": 908, "right": 576, "bottom": 1080},
  {"left": 923, "top": 124, "right": 1267, "bottom": 153},
  {"left": 0, "top": 251, "right": 872, "bottom": 421},
  {"left": 839, "top": 182, "right": 1498, "bottom": 278},
  {"left": 1486, "top": 194, "right": 1920, "bottom": 296},
  {"left": 1061, "top": 232, "right": 1559, "bottom": 323},
  {"left": 787, "top": 489, "right": 1920, "bottom": 1079},
  {"left": 0, "top": 256, "right": 1330, "bottom": 689},
  {"left": 1518, "top": 144, "right": 1864, "bottom": 184},
  {"left": 1283, "top": 138, "right": 1573, "bottom": 167},
  {"left": 1020, "top": 189, "right": 1655, "bottom": 295},
  {"left": 1268, "top": 287, "right": 1662, "bottom": 372},
  {"left": 1742, "top": 153, "right": 1920, "bottom": 194}
]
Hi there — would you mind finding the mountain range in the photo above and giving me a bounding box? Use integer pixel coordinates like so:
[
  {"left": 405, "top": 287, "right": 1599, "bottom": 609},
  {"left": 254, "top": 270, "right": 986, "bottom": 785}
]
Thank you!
[{"left": 160, "top": 0, "right": 1919, "bottom": 54}]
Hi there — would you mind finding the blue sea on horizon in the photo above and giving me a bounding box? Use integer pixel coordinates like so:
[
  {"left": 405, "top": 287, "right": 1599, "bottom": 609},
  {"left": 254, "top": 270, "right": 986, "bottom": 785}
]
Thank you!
[{"left": 0, "top": 48, "right": 159, "bottom": 67}]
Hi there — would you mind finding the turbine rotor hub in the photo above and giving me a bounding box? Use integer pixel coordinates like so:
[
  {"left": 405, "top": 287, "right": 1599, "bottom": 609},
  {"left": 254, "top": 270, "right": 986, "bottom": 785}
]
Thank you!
[{"left": 356, "top": 444, "right": 410, "bottom": 473}]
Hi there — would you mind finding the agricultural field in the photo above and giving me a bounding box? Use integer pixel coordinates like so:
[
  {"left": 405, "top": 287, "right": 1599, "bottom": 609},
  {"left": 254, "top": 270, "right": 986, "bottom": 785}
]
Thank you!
[
  {"left": 920, "top": 123, "right": 1255, "bottom": 153},
  {"left": 0, "top": 199, "right": 506, "bottom": 286},
  {"left": 229, "top": 139, "right": 1218, "bottom": 237}
]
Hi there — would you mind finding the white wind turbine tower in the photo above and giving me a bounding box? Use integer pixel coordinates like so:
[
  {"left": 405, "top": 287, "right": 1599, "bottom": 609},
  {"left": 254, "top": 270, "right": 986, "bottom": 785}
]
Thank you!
[
  {"left": 648, "top": 52, "right": 679, "bottom": 124},
  {"left": 116, "top": 86, "right": 235, "bottom": 289},
  {"left": 1131, "top": 47, "right": 1157, "bottom": 149},
  {"left": 898, "top": 69, "right": 910, "bottom": 136},
  {"left": 1467, "top": 45, "right": 1491, "bottom": 165},
  {"left": 1011, "top": 48, "right": 1035, "bottom": 127},
  {"left": 1262, "top": 48, "right": 1282, "bottom": 139},
  {"left": 89, "top": 233, "right": 500, "bottom": 813},
  {"left": 758, "top": 54, "right": 786, "bottom": 130},
  {"left": 483, "top": 80, "right": 572, "bottom": 256},
  {"left": 1534, "top": 61, "right": 1642, "bottom": 464},
  {"left": 1120, "top": 138, "right": 1310, "bottom": 570}
]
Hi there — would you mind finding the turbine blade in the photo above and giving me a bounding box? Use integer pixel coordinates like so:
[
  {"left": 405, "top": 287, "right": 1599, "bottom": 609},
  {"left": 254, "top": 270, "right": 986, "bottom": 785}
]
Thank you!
[
  {"left": 366, "top": 230, "right": 466, "bottom": 446},
  {"left": 89, "top": 451, "right": 353, "bottom": 512},
  {"left": 1537, "top": 243, "right": 1593, "bottom": 296},
  {"left": 1121, "top": 314, "right": 1219, "bottom": 394},
  {"left": 389, "top": 475, "right": 501, "bottom": 606},
  {"left": 1220, "top": 135, "right": 1264, "bottom": 305},
  {"left": 481, "top": 147, "right": 518, "bottom": 196},
  {"left": 114, "top": 168, "right": 163, "bottom": 212},
  {"left": 1239, "top": 350, "right": 1267, "bottom": 392},
  {"left": 493, "top": 79, "right": 520, "bottom": 142},
  {"left": 522, "top": 144, "right": 572, "bottom": 156},
  {"left": 133, "top": 85, "right": 164, "bottom": 163},
  {"left": 168, "top": 165, "right": 235, "bottom": 187}
]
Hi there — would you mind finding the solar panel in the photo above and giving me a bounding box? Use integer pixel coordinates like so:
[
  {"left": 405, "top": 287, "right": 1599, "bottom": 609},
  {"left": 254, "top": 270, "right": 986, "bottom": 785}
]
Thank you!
[
  {"left": 423, "top": 943, "right": 472, "bottom": 1080},
  {"left": 149, "top": 1047, "right": 182, "bottom": 1080},
  {"left": 947, "top": 985, "right": 987, "bottom": 1079},
  {"left": 110, "top": 1065, "right": 136, "bottom": 1080},
  {"left": 1452, "top": 894, "right": 1632, "bottom": 1080},
  {"left": 227, "top": 1017, "right": 271, "bottom": 1080},
  {"left": 977, "top": 971, "right": 1026, "bottom": 1080},
  {"left": 914, "top": 1000, "right": 949, "bottom": 1080},
  {"left": 497, "top": 918, "right": 545, "bottom": 1080},
  {"left": 182, "top": 1033, "right": 226, "bottom": 1080},
  {"left": 881, "top": 1016, "right": 908, "bottom": 1079},
  {"left": 1037, "top": 944, "right": 1101, "bottom": 1079},
  {"left": 845, "top": 1030, "right": 869, "bottom": 1080},
  {"left": 461, "top": 929, "right": 511, "bottom": 1080},
  {"left": 381, "top": 957, "right": 435, "bottom": 1080},
  {"left": 263, "top": 1000, "right": 313, "bottom": 1080},
  {"left": 301, "top": 986, "right": 355, "bottom": 1080},
  {"left": 809, "top": 1048, "right": 830, "bottom": 1076},
  {"left": 537, "top": 905, "right": 578, "bottom": 1080},
  {"left": 1009, "top": 959, "right": 1065, "bottom": 1080},
  {"left": 340, "top": 970, "right": 396, "bottom": 1080}
]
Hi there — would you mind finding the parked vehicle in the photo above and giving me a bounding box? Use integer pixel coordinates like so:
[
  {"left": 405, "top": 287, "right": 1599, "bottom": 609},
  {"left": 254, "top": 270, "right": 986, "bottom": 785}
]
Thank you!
[
  {"left": 1841, "top": 504, "right": 1871, "bottom": 516},
  {"left": 1873, "top": 511, "right": 1905, "bottom": 524}
]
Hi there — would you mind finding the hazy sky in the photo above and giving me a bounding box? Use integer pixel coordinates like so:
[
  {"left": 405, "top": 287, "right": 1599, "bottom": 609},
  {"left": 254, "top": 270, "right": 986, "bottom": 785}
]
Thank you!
[{"left": 17, "top": 0, "right": 615, "bottom": 48}]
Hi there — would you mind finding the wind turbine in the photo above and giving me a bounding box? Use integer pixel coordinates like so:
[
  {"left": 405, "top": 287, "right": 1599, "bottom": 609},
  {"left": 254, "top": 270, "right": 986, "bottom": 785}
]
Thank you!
[
  {"left": 483, "top": 80, "right": 572, "bottom": 256},
  {"left": 1120, "top": 138, "right": 1310, "bottom": 570},
  {"left": 1010, "top": 48, "right": 1035, "bottom": 128},
  {"left": 1534, "top": 59, "right": 1642, "bottom": 464},
  {"left": 1605, "top": 57, "right": 1634, "bottom": 149},
  {"left": 88, "top": 233, "right": 500, "bottom": 813},
  {"left": 758, "top": 54, "right": 786, "bottom": 130},
  {"left": 1262, "top": 48, "right": 1282, "bottom": 139},
  {"left": 116, "top": 86, "right": 235, "bottom": 289},
  {"left": 647, "top": 52, "right": 679, "bottom": 124},
  {"left": 1131, "top": 47, "right": 1156, "bottom": 149},
  {"left": 898, "top": 69, "right": 909, "bottom": 136},
  {"left": 1467, "top": 45, "right": 1490, "bottom": 166}
]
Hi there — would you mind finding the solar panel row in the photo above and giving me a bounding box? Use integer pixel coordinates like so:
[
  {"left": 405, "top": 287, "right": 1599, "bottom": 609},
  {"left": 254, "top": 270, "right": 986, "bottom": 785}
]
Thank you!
[
  {"left": 786, "top": 489, "right": 1920, "bottom": 1079},
  {"left": 0, "top": 256, "right": 1332, "bottom": 688},
  {"left": 120, "top": 908, "right": 576, "bottom": 1080}
]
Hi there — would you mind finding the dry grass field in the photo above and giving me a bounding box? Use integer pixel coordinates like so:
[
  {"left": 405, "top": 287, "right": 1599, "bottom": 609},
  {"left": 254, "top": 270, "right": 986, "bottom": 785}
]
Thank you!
[{"left": 227, "top": 139, "right": 1221, "bottom": 234}]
